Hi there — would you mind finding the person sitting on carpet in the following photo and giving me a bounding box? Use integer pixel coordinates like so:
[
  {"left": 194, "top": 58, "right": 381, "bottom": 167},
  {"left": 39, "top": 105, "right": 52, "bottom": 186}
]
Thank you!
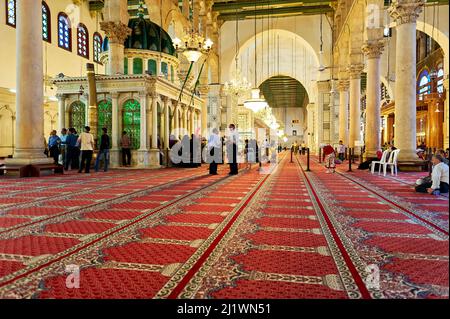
[{"left": 415, "top": 155, "right": 449, "bottom": 195}]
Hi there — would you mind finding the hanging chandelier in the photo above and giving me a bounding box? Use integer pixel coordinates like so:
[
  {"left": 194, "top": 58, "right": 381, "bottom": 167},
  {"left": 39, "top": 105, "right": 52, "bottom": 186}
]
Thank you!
[
  {"left": 224, "top": 10, "right": 251, "bottom": 97},
  {"left": 173, "top": 29, "right": 213, "bottom": 63},
  {"left": 244, "top": 0, "right": 268, "bottom": 112}
]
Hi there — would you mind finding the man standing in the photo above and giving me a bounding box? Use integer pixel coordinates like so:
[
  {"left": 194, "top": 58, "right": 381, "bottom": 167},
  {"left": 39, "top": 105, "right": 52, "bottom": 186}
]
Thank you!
[
  {"left": 226, "top": 124, "right": 239, "bottom": 175},
  {"left": 121, "top": 131, "right": 132, "bottom": 166},
  {"left": 77, "top": 126, "right": 94, "bottom": 173},
  {"left": 337, "top": 140, "right": 346, "bottom": 161},
  {"left": 65, "top": 128, "right": 77, "bottom": 170},
  {"left": 60, "top": 128, "right": 68, "bottom": 166},
  {"left": 207, "top": 128, "right": 221, "bottom": 175},
  {"left": 48, "top": 130, "right": 61, "bottom": 164},
  {"left": 94, "top": 127, "right": 110, "bottom": 172}
]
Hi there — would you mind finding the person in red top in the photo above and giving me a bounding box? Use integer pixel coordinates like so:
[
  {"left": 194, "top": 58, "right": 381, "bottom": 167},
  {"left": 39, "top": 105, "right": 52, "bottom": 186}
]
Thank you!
[{"left": 323, "top": 144, "right": 336, "bottom": 173}]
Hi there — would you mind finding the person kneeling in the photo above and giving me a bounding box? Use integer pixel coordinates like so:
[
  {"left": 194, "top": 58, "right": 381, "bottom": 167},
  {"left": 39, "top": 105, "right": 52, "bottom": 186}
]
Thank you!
[{"left": 415, "top": 155, "right": 449, "bottom": 195}]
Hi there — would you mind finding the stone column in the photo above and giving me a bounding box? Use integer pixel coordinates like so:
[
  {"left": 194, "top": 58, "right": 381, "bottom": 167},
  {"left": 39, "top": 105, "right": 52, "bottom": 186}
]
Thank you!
[
  {"left": 149, "top": 94, "right": 159, "bottom": 167},
  {"left": 338, "top": 80, "right": 350, "bottom": 145},
  {"left": 100, "top": 22, "right": 131, "bottom": 75},
  {"left": 183, "top": 106, "right": 188, "bottom": 135},
  {"left": 146, "top": 98, "right": 152, "bottom": 149},
  {"left": 163, "top": 97, "right": 170, "bottom": 149},
  {"left": 348, "top": 64, "right": 364, "bottom": 149},
  {"left": 136, "top": 92, "right": 148, "bottom": 167},
  {"left": 110, "top": 92, "right": 120, "bottom": 167},
  {"left": 362, "top": 40, "right": 384, "bottom": 159},
  {"left": 444, "top": 79, "right": 449, "bottom": 149},
  {"left": 57, "top": 94, "right": 66, "bottom": 133},
  {"left": 388, "top": 0, "right": 424, "bottom": 161},
  {"left": 173, "top": 102, "right": 180, "bottom": 139},
  {"left": 189, "top": 108, "right": 195, "bottom": 135},
  {"left": 6, "top": 0, "right": 51, "bottom": 165}
]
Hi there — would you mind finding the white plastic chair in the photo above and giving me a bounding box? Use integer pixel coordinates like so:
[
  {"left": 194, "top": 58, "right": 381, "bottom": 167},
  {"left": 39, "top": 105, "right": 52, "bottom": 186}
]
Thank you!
[
  {"left": 370, "top": 150, "right": 389, "bottom": 174},
  {"left": 383, "top": 149, "right": 400, "bottom": 176}
]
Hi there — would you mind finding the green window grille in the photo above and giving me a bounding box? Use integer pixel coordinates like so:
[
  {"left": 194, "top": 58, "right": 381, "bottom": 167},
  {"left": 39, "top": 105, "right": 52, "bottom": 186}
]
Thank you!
[
  {"left": 170, "top": 65, "right": 174, "bottom": 82},
  {"left": 69, "top": 101, "right": 86, "bottom": 135},
  {"left": 124, "top": 58, "right": 128, "bottom": 74},
  {"left": 133, "top": 58, "right": 143, "bottom": 74},
  {"left": 161, "top": 62, "right": 168, "bottom": 79},
  {"left": 148, "top": 59, "right": 157, "bottom": 75},
  {"left": 97, "top": 99, "right": 112, "bottom": 148},
  {"left": 122, "top": 99, "right": 140, "bottom": 149}
]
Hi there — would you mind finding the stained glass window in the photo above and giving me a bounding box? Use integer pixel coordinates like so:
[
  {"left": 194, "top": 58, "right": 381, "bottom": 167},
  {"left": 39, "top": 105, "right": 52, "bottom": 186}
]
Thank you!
[
  {"left": 42, "top": 2, "right": 51, "bottom": 42},
  {"left": 70, "top": 101, "right": 86, "bottom": 134},
  {"left": 417, "top": 70, "right": 430, "bottom": 100},
  {"left": 97, "top": 100, "right": 112, "bottom": 148},
  {"left": 148, "top": 59, "right": 157, "bottom": 75},
  {"left": 437, "top": 68, "right": 444, "bottom": 94},
  {"left": 77, "top": 23, "right": 89, "bottom": 58},
  {"left": 6, "top": 0, "right": 16, "bottom": 27},
  {"left": 133, "top": 58, "right": 143, "bottom": 74},
  {"left": 93, "top": 32, "right": 103, "bottom": 63},
  {"left": 58, "top": 13, "right": 71, "bottom": 51},
  {"left": 122, "top": 100, "right": 140, "bottom": 150}
]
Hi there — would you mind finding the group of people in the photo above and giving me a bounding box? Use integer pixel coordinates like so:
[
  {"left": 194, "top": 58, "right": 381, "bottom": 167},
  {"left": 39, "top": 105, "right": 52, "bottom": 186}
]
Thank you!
[
  {"left": 45, "top": 126, "right": 112, "bottom": 173},
  {"left": 290, "top": 141, "right": 307, "bottom": 155}
]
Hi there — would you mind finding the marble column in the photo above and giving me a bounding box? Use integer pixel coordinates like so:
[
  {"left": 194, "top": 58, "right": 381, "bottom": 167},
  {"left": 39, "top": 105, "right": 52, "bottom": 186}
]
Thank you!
[
  {"left": 362, "top": 40, "right": 385, "bottom": 159},
  {"left": 348, "top": 65, "right": 364, "bottom": 149},
  {"left": 189, "top": 108, "right": 195, "bottom": 135},
  {"left": 6, "top": 0, "right": 51, "bottom": 165},
  {"left": 388, "top": 0, "right": 425, "bottom": 161},
  {"left": 163, "top": 97, "right": 170, "bottom": 149},
  {"left": 149, "top": 94, "right": 159, "bottom": 167},
  {"left": 136, "top": 92, "right": 148, "bottom": 167},
  {"left": 100, "top": 22, "right": 131, "bottom": 75},
  {"left": 57, "top": 94, "right": 66, "bottom": 133},
  {"left": 110, "top": 92, "right": 120, "bottom": 167},
  {"left": 173, "top": 102, "right": 180, "bottom": 139},
  {"left": 338, "top": 80, "right": 350, "bottom": 146},
  {"left": 183, "top": 106, "right": 188, "bottom": 135},
  {"left": 444, "top": 79, "right": 449, "bottom": 149}
]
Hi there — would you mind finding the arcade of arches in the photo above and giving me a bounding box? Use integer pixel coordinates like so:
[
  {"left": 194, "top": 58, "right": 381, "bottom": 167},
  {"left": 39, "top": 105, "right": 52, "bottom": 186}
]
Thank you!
[{"left": 0, "top": 0, "right": 448, "bottom": 299}]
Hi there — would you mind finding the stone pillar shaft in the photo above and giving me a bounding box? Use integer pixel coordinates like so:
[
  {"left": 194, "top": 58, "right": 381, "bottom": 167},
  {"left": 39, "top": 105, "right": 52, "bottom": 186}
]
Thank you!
[
  {"left": 348, "top": 66, "right": 363, "bottom": 148},
  {"left": 338, "top": 80, "right": 349, "bottom": 145},
  {"left": 7, "top": 0, "right": 50, "bottom": 164},
  {"left": 163, "top": 98, "right": 170, "bottom": 149},
  {"left": 57, "top": 95, "right": 66, "bottom": 133},
  {"left": 139, "top": 93, "right": 147, "bottom": 151},
  {"left": 151, "top": 96, "right": 158, "bottom": 149}
]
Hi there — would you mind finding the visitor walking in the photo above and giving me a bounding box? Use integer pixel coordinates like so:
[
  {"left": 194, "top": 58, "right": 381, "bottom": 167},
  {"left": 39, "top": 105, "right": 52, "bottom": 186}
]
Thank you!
[
  {"left": 121, "top": 131, "right": 132, "bottom": 166},
  {"left": 337, "top": 140, "right": 346, "bottom": 161},
  {"left": 323, "top": 143, "right": 336, "bottom": 173},
  {"left": 77, "top": 126, "right": 94, "bottom": 173},
  {"left": 94, "top": 127, "right": 110, "bottom": 172}
]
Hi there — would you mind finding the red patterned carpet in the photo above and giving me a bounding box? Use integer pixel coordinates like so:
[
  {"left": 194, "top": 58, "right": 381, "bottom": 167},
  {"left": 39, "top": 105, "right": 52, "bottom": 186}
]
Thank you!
[{"left": 0, "top": 153, "right": 448, "bottom": 299}]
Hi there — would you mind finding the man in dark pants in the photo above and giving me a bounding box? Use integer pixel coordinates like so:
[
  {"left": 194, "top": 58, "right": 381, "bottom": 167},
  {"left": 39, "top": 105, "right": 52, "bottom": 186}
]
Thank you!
[
  {"left": 65, "top": 128, "right": 78, "bottom": 170},
  {"left": 77, "top": 126, "right": 94, "bottom": 173},
  {"left": 121, "top": 131, "right": 132, "bottom": 166},
  {"left": 94, "top": 127, "right": 110, "bottom": 172},
  {"left": 48, "top": 130, "right": 61, "bottom": 164},
  {"left": 208, "top": 128, "right": 221, "bottom": 175},
  {"left": 227, "top": 124, "right": 239, "bottom": 175}
]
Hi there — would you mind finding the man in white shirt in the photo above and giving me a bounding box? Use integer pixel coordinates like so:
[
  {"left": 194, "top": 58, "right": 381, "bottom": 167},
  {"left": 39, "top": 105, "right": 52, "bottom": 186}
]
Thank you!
[
  {"left": 226, "top": 124, "right": 239, "bottom": 175},
  {"left": 77, "top": 126, "right": 95, "bottom": 173},
  {"left": 337, "top": 140, "right": 346, "bottom": 161},
  {"left": 207, "top": 128, "right": 222, "bottom": 175},
  {"left": 416, "top": 155, "right": 449, "bottom": 194}
]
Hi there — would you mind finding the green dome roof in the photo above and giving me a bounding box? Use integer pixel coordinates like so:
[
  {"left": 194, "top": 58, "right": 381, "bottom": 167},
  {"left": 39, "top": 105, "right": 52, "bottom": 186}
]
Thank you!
[{"left": 102, "top": 17, "right": 176, "bottom": 56}]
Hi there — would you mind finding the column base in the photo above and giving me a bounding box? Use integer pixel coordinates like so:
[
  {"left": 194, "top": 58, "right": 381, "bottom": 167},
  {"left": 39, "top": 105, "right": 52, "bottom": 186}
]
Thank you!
[
  {"left": 5, "top": 149, "right": 53, "bottom": 166},
  {"left": 136, "top": 149, "right": 149, "bottom": 168},
  {"left": 363, "top": 150, "right": 379, "bottom": 162},
  {"left": 148, "top": 149, "right": 161, "bottom": 167},
  {"left": 109, "top": 149, "right": 120, "bottom": 168},
  {"left": 397, "top": 149, "right": 420, "bottom": 162}
]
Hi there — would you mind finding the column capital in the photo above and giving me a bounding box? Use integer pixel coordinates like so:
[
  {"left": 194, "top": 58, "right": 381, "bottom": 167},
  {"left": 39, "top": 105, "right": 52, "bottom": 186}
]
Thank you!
[
  {"left": 100, "top": 21, "right": 131, "bottom": 44},
  {"left": 362, "top": 40, "right": 385, "bottom": 59},
  {"left": 347, "top": 64, "right": 364, "bottom": 79},
  {"left": 338, "top": 80, "right": 350, "bottom": 91},
  {"left": 56, "top": 93, "right": 66, "bottom": 100},
  {"left": 110, "top": 91, "right": 120, "bottom": 99},
  {"left": 388, "top": 0, "right": 425, "bottom": 25},
  {"left": 171, "top": 99, "right": 179, "bottom": 108}
]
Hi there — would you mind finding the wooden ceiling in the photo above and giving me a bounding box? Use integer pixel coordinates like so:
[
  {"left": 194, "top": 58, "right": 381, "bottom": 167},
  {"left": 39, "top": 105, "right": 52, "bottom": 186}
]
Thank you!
[
  {"left": 212, "top": 0, "right": 335, "bottom": 21},
  {"left": 259, "top": 76, "right": 308, "bottom": 108}
]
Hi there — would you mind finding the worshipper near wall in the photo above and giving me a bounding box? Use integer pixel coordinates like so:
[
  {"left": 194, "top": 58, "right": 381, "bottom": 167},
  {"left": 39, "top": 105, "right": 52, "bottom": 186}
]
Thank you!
[
  {"left": 120, "top": 131, "right": 132, "bottom": 166},
  {"left": 357, "top": 149, "right": 383, "bottom": 170},
  {"left": 337, "top": 140, "right": 346, "bottom": 161},
  {"left": 226, "top": 124, "right": 239, "bottom": 175},
  {"left": 207, "top": 128, "right": 221, "bottom": 175},
  {"left": 323, "top": 144, "right": 336, "bottom": 173},
  {"left": 65, "top": 128, "right": 79, "bottom": 170},
  {"left": 77, "top": 126, "right": 95, "bottom": 174},
  {"left": 94, "top": 127, "right": 110, "bottom": 172},
  {"left": 415, "top": 154, "right": 449, "bottom": 195},
  {"left": 48, "top": 130, "right": 61, "bottom": 164}
]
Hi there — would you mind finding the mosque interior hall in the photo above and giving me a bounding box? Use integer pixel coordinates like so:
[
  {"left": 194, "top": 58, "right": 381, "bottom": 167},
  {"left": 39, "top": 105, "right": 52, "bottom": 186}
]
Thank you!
[{"left": 0, "top": 0, "right": 449, "bottom": 300}]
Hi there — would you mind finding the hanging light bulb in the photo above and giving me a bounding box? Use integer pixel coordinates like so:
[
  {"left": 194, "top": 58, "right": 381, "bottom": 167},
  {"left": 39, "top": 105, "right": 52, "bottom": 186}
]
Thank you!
[{"left": 244, "top": 88, "right": 268, "bottom": 112}]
